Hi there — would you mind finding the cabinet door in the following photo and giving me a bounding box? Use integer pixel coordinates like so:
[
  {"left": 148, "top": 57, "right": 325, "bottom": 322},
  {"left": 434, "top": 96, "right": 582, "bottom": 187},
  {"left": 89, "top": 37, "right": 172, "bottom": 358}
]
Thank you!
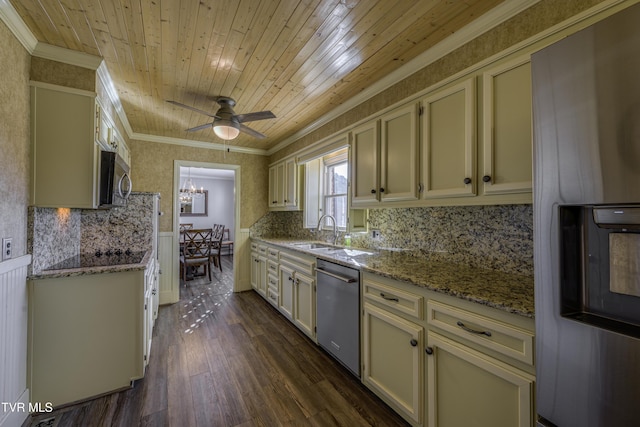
[
  {"left": 31, "top": 85, "right": 99, "bottom": 208},
  {"left": 426, "top": 332, "right": 534, "bottom": 427},
  {"left": 279, "top": 264, "right": 295, "bottom": 319},
  {"left": 293, "top": 272, "right": 315, "bottom": 338},
  {"left": 482, "top": 57, "right": 532, "bottom": 195},
  {"left": 284, "top": 158, "right": 298, "bottom": 208},
  {"left": 258, "top": 255, "right": 268, "bottom": 296},
  {"left": 380, "top": 104, "right": 419, "bottom": 203},
  {"left": 250, "top": 253, "right": 260, "bottom": 291},
  {"left": 363, "top": 302, "right": 423, "bottom": 424},
  {"left": 422, "top": 79, "right": 476, "bottom": 199},
  {"left": 351, "top": 120, "right": 380, "bottom": 206},
  {"left": 304, "top": 158, "right": 322, "bottom": 228},
  {"left": 268, "top": 164, "right": 286, "bottom": 208}
]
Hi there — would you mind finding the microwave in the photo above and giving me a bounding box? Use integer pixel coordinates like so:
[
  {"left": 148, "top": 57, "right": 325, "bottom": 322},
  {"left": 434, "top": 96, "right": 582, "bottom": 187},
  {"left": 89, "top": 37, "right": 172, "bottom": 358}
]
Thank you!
[{"left": 99, "top": 151, "right": 132, "bottom": 208}]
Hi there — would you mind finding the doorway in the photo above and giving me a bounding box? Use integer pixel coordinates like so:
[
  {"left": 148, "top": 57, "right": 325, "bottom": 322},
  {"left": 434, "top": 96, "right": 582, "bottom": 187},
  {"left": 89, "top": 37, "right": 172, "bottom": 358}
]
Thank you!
[{"left": 172, "top": 160, "right": 240, "bottom": 302}]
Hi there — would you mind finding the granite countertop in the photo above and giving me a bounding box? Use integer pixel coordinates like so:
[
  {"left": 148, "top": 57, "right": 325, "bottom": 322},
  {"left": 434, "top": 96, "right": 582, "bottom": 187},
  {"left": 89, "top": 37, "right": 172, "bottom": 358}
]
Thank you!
[
  {"left": 254, "top": 237, "right": 534, "bottom": 318},
  {"left": 29, "top": 250, "right": 153, "bottom": 280}
]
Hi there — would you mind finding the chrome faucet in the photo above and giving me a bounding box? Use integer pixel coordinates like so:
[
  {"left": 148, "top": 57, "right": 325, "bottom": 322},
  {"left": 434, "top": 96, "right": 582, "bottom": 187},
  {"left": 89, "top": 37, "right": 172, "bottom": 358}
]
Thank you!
[{"left": 316, "top": 214, "right": 339, "bottom": 245}]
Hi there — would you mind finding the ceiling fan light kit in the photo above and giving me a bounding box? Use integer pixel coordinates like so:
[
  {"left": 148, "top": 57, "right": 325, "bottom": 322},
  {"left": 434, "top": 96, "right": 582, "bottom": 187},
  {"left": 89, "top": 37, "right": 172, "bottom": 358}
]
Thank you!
[
  {"left": 213, "top": 122, "right": 240, "bottom": 140},
  {"left": 167, "top": 96, "right": 275, "bottom": 141}
]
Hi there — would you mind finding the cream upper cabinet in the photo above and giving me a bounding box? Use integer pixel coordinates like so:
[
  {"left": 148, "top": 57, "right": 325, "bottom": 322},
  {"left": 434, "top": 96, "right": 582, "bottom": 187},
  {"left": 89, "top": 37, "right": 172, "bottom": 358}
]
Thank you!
[
  {"left": 351, "top": 103, "right": 419, "bottom": 207},
  {"left": 284, "top": 158, "right": 298, "bottom": 208},
  {"left": 481, "top": 57, "right": 532, "bottom": 196},
  {"left": 351, "top": 120, "right": 380, "bottom": 206},
  {"left": 30, "top": 83, "right": 100, "bottom": 209},
  {"left": 421, "top": 78, "right": 476, "bottom": 199},
  {"left": 268, "top": 158, "right": 302, "bottom": 211},
  {"left": 268, "top": 163, "right": 285, "bottom": 208},
  {"left": 380, "top": 103, "right": 419, "bottom": 203}
]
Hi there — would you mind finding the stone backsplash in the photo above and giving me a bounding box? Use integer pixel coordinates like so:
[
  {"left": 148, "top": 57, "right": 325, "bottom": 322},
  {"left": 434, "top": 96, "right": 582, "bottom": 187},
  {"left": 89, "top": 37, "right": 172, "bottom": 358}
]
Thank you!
[
  {"left": 251, "top": 204, "right": 533, "bottom": 276},
  {"left": 28, "top": 193, "right": 158, "bottom": 274}
]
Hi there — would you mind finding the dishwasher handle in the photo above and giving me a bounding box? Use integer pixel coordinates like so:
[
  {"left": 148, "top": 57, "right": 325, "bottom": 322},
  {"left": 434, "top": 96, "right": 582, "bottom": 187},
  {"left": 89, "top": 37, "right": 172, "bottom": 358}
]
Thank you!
[{"left": 316, "top": 267, "right": 357, "bottom": 283}]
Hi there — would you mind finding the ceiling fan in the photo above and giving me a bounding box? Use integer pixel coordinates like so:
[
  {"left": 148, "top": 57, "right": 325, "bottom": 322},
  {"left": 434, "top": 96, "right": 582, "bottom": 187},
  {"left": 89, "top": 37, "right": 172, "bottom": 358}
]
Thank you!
[{"left": 167, "top": 96, "right": 275, "bottom": 140}]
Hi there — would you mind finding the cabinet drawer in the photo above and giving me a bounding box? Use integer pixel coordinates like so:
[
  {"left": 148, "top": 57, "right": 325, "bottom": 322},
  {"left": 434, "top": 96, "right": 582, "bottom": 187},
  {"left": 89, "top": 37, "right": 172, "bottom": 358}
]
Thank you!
[
  {"left": 279, "top": 250, "right": 315, "bottom": 276},
  {"left": 251, "top": 242, "right": 258, "bottom": 251},
  {"left": 267, "top": 247, "right": 280, "bottom": 260},
  {"left": 258, "top": 244, "right": 268, "bottom": 255},
  {"left": 267, "top": 273, "right": 278, "bottom": 291},
  {"left": 363, "top": 278, "right": 423, "bottom": 321},
  {"left": 267, "top": 260, "right": 279, "bottom": 276},
  {"left": 426, "top": 300, "right": 534, "bottom": 365},
  {"left": 267, "top": 287, "right": 279, "bottom": 306}
]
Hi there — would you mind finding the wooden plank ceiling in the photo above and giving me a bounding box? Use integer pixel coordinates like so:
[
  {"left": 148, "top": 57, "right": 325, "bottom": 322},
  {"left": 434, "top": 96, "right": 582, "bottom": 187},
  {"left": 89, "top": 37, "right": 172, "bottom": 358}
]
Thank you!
[{"left": 11, "top": 0, "right": 505, "bottom": 151}]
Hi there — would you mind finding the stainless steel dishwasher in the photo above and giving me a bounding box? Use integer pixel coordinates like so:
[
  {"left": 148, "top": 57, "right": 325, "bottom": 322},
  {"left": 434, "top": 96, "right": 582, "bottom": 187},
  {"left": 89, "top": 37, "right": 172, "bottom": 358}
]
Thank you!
[{"left": 316, "top": 259, "right": 360, "bottom": 377}]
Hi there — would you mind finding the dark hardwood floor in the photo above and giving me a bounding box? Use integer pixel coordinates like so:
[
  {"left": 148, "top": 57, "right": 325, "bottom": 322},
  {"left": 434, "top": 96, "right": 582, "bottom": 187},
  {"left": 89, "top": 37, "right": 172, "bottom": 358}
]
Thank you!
[{"left": 28, "top": 255, "right": 409, "bottom": 427}]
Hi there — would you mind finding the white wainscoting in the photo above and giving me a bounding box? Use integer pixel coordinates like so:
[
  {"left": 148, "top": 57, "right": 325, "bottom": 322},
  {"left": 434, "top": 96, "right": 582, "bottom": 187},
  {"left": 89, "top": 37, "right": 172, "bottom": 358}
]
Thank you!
[
  {"left": 0, "top": 255, "right": 32, "bottom": 427},
  {"left": 234, "top": 229, "right": 251, "bottom": 292},
  {"left": 158, "top": 232, "right": 178, "bottom": 304}
]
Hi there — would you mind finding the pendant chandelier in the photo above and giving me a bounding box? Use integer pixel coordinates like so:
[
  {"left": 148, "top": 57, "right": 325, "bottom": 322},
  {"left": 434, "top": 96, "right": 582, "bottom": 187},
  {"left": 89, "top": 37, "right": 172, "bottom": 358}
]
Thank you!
[{"left": 179, "top": 168, "right": 203, "bottom": 204}]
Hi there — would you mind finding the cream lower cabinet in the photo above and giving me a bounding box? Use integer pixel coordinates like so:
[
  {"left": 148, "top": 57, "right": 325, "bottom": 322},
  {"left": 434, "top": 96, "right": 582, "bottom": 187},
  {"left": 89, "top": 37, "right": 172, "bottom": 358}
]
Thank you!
[
  {"left": 426, "top": 332, "right": 534, "bottom": 427},
  {"left": 362, "top": 273, "right": 425, "bottom": 425},
  {"left": 293, "top": 271, "right": 315, "bottom": 337},
  {"left": 361, "top": 272, "right": 535, "bottom": 427},
  {"left": 278, "top": 248, "right": 316, "bottom": 340},
  {"left": 278, "top": 263, "right": 295, "bottom": 318},
  {"left": 425, "top": 299, "right": 535, "bottom": 427},
  {"left": 363, "top": 303, "right": 424, "bottom": 425},
  {"left": 250, "top": 243, "right": 267, "bottom": 296},
  {"left": 29, "top": 268, "right": 149, "bottom": 408}
]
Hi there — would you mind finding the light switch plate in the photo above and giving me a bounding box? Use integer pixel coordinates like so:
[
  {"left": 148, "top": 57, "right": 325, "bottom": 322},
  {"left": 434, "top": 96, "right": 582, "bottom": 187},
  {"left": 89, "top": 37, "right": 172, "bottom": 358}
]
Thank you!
[{"left": 2, "top": 238, "right": 12, "bottom": 260}]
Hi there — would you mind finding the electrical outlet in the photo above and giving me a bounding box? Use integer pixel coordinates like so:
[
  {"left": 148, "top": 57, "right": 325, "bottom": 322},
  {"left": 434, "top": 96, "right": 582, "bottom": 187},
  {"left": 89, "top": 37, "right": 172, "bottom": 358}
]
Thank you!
[
  {"left": 371, "top": 230, "right": 381, "bottom": 239},
  {"left": 2, "top": 238, "right": 12, "bottom": 261}
]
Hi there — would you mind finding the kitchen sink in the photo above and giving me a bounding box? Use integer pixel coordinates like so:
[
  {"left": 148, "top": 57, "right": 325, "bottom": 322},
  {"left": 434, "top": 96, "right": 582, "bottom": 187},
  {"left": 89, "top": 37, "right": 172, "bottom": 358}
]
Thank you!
[
  {"left": 311, "top": 247, "right": 375, "bottom": 257},
  {"left": 292, "top": 242, "right": 336, "bottom": 250}
]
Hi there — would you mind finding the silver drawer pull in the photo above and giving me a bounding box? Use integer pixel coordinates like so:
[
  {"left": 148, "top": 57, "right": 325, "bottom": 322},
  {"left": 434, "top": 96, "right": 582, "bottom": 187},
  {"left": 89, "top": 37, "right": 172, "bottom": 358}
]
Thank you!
[
  {"left": 316, "top": 267, "right": 357, "bottom": 283},
  {"left": 380, "top": 293, "right": 399, "bottom": 302},
  {"left": 456, "top": 321, "right": 492, "bottom": 337}
]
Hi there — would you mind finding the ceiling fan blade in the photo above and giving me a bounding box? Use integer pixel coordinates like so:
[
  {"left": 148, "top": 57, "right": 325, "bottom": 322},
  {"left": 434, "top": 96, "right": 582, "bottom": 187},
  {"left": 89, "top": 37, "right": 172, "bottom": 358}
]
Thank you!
[
  {"left": 167, "top": 100, "right": 218, "bottom": 118},
  {"left": 239, "top": 124, "right": 267, "bottom": 139},
  {"left": 185, "top": 122, "right": 213, "bottom": 132},
  {"left": 235, "top": 110, "right": 275, "bottom": 123}
]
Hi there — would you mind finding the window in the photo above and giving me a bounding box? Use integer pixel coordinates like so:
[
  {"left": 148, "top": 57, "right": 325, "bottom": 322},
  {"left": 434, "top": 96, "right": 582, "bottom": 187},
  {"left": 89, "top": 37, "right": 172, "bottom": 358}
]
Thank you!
[
  {"left": 322, "top": 152, "right": 348, "bottom": 229},
  {"left": 304, "top": 147, "right": 349, "bottom": 231}
]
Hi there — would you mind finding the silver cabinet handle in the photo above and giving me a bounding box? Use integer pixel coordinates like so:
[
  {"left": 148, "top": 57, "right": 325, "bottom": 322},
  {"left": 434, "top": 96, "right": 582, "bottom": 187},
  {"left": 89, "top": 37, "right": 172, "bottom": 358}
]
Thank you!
[
  {"left": 456, "top": 321, "right": 492, "bottom": 337},
  {"left": 316, "top": 267, "right": 357, "bottom": 283},
  {"left": 380, "top": 293, "right": 399, "bottom": 302}
]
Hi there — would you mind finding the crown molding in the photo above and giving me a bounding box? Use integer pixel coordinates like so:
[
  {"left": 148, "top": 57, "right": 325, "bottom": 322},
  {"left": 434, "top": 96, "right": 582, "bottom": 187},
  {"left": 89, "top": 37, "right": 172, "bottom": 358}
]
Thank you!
[
  {"left": 32, "top": 42, "right": 102, "bottom": 70},
  {"left": 131, "top": 132, "right": 268, "bottom": 156},
  {"left": 0, "top": 0, "right": 36, "bottom": 52}
]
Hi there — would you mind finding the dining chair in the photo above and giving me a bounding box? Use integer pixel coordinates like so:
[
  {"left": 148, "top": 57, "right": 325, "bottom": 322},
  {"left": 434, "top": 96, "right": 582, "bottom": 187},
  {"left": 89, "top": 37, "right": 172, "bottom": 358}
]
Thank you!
[
  {"left": 179, "top": 223, "right": 193, "bottom": 233},
  {"left": 221, "top": 228, "right": 234, "bottom": 255},
  {"left": 209, "top": 225, "right": 225, "bottom": 272},
  {"left": 180, "top": 228, "right": 213, "bottom": 282}
]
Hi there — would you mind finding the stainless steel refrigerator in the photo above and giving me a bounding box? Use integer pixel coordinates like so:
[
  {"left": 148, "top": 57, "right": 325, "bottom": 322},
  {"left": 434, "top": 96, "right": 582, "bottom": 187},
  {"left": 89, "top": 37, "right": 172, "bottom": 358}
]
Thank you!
[{"left": 532, "top": 4, "right": 640, "bottom": 426}]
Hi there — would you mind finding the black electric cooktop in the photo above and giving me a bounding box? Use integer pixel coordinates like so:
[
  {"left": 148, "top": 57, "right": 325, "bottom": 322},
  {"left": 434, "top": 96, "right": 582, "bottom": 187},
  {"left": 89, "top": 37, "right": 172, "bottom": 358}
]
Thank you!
[{"left": 45, "top": 250, "right": 146, "bottom": 271}]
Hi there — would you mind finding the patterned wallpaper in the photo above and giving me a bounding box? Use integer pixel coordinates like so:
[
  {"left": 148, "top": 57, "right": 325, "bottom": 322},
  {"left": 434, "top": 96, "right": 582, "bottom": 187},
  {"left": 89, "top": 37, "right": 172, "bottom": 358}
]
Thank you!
[
  {"left": 0, "top": 19, "right": 30, "bottom": 258},
  {"left": 129, "top": 139, "right": 269, "bottom": 232}
]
